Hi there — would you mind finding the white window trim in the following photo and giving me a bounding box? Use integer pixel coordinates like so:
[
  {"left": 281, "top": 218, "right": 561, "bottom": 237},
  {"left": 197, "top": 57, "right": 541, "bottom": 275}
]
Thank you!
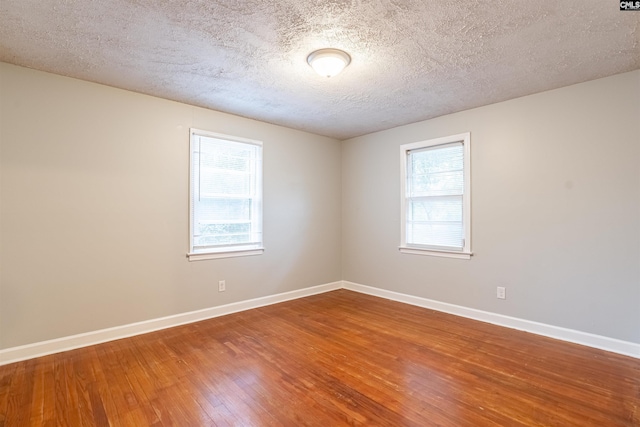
[
  {"left": 187, "top": 128, "right": 264, "bottom": 262},
  {"left": 187, "top": 248, "right": 264, "bottom": 261},
  {"left": 399, "top": 132, "right": 472, "bottom": 260}
]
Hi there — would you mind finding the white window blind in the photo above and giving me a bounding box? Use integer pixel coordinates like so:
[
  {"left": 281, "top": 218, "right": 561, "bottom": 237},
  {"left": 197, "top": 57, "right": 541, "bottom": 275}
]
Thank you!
[
  {"left": 407, "top": 143, "right": 464, "bottom": 250},
  {"left": 189, "top": 129, "right": 263, "bottom": 260},
  {"left": 400, "top": 133, "right": 471, "bottom": 259}
]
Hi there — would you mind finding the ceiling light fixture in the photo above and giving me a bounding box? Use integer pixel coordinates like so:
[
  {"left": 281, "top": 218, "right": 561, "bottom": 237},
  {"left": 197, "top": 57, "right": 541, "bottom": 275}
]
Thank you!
[{"left": 307, "top": 48, "right": 351, "bottom": 78}]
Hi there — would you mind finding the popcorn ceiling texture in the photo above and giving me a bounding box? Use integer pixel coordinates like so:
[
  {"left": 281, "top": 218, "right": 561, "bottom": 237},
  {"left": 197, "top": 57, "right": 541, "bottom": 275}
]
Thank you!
[{"left": 1, "top": 0, "right": 638, "bottom": 139}]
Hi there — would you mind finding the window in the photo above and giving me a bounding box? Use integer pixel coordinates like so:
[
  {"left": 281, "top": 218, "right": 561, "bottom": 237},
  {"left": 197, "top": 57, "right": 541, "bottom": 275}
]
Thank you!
[
  {"left": 400, "top": 133, "right": 471, "bottom": 259},
  {"left": 188, "top": 129, "right": 263, "bottom": 261}
]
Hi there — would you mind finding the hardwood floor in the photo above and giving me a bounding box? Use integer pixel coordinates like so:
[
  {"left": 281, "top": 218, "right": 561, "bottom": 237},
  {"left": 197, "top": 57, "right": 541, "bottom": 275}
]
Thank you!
[{"left": 1, "top": 289, "right": 638, "bottom": 426}]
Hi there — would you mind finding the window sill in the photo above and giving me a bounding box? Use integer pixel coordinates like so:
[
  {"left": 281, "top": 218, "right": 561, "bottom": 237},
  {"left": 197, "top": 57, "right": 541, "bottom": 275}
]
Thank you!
[
  {"left": 187, "top": 248, "right": 264, "bottom": 261},
  {"left": 399, "top": 246, "right": 472, "bottom": 260}
]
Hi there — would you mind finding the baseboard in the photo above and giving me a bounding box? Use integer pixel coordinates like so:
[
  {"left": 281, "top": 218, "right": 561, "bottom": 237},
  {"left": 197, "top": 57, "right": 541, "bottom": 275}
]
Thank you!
[
  {"left": 342, "top": 281, "right": 640, "bottom": 359},
  {"left": 3, "top": 280, "right": 637, "bottom": 365},
  {"left": 0, "top": 281, "right": 342, "bottom": 366}
]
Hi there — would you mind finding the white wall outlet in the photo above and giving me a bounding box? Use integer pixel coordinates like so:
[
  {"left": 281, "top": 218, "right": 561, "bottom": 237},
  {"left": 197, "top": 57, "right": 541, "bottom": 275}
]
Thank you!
[
  {"left": 218, "top": 280, "right": 226, "bottom": 292},
  {"left": 497, "top": 286, "right": 506, "bottom": 299}
]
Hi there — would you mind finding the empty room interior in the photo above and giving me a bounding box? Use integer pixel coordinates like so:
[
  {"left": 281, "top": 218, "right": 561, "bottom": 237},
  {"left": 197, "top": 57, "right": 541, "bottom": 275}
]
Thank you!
[{"left": 1, "top": 1, "right": 639, "bottom": 426}]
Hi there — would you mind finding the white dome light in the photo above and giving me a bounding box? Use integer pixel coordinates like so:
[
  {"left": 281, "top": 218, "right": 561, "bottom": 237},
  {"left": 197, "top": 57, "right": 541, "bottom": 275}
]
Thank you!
[{"left": 307, "top": 48, "right": 351, "bottom": 78}]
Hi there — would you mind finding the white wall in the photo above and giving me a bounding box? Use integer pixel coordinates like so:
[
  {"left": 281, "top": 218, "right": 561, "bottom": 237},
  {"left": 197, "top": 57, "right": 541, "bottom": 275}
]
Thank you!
[
  {"left": 342, "top": 70, "right": 640, "bottom": 344},
  {"left": 0, "top": 63, "right": 342, "bottom": 349},
  {"left": 2, "top": 63, "right": 638, "bottom": 351}
]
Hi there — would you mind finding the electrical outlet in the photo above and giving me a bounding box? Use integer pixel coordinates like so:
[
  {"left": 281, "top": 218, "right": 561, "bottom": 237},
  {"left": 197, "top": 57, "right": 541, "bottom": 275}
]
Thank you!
[
  {"left": 218, "top": 280, "right": 226, "bottom": 292},
  {"left": 497, "top": 286, "right": 506, "bottom": 299}
]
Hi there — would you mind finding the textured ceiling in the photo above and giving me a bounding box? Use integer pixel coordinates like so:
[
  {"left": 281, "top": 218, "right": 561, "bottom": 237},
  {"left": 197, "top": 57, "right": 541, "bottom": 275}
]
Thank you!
[{"left": 1, "top": 1, "right": 639, "bottom": 140}]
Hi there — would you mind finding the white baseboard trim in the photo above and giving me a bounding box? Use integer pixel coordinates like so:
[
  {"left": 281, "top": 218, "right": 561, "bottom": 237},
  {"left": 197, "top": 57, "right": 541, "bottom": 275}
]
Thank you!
[
  {"left": 0, "top": 281, "right": 342, "bottom": 366},
  {"left": 342, "top": 281, "right": 640, "bottom": 359},
  {"left": 3, "top": 280, "right": 637, "bottom": 365}
]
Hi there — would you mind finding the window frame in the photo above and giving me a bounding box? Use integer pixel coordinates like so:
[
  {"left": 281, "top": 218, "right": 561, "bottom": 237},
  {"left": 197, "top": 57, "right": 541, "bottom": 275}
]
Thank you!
[
  {"left": 187, "top": 128, "right": 264, "bottom": 261},
  {"left": 399, "top": 132, "right": 472, "bottom": 260}
]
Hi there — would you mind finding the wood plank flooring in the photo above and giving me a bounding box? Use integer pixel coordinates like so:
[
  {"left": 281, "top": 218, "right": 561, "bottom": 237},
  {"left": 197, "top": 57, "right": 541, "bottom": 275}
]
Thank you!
[{"left": 0, "top": 289, "right": 638, "bottom": 426}]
